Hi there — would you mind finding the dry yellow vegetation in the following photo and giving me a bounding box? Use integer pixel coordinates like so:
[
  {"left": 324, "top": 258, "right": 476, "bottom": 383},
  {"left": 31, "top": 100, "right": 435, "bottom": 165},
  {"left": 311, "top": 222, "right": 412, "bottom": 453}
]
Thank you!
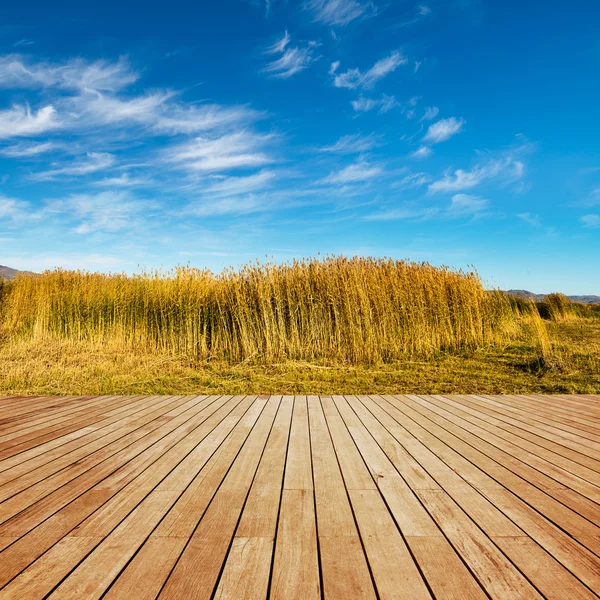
[{"left": 0, "top": 257, "right": 597, "bottom": 395}]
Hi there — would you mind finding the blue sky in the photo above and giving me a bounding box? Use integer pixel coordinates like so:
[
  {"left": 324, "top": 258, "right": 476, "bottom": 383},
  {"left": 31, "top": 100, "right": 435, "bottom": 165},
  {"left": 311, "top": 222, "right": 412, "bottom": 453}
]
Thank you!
[{"left": 0, "top": 0, "right": 599, "bottom": 293}]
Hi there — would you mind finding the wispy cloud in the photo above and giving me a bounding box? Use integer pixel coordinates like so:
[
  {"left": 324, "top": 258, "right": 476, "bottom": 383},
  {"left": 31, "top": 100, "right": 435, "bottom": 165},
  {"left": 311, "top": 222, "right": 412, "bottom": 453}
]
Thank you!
[
  {"left": 266, "top": 30, "right": 291, "bottom": 54},
  {"left": 580, "top": 214, "right": 600, "bottom": 228},
  {"left": 305, "top": 0, "right": 377, "bottom": 26},
  {"left": 0, "top": 194, "right": 30, "bottom": 220},
  {"left": 0, "top": 105, "right": 60, "bottom": 139},
  {"left": 410, "top": 146, "right": 432, "bottom": 159},
  {"left": 0, "top": 140, "right": 57, "bottom": 157},
  {"left": 365, "top": 193, "right": 488, "bottom": 223},
  {"left": 392, "top": 172, "right": 431, "bottom": 189},
  {"left": 165, "top": 131, "right": 275, "bottom": 172},
  {"left": 397, "top": 4, "right": 432, "bottom": 27},
  {"left": 0, "top": 55, "right": 137, "bottom": 92},
  {"left": 262, "top": 32, "right": 319, "bottom": 78},
  {"left": 420, "top": 106, "right": 439, "bottom": 121},
  {"left": 318, "top": 133, "right": 383, "bottom": 154},
  {"left": 516, "top": 212, "right": 555, "bottom": 235},
  {"left": 351, "top": 94, "right": 398, "bottom": 113},
  {"left": 202, "top": 170, "right": 277, "bottom": 197},
  {"left": 153, "top": 103, "right": 261, "bottom": 135},
  {"left": 93, "top": 173, "right": 152, "bottom": 187},
  {"left": 30, "top": 152, "right": 116, "bottom": 181},
  {"left": 45, "top": 190, "right": 151, "bottom": 234},
  {"left": 333, "top": 51, "right": 406, "bottom": 89},
  {"left": 429, "top": 155, "right": 525, "bottom": 194},
  {"left": 448, "top": 193, "right": 489, "bottom": 216},
  {"left": 320, "top": 160, "right": 382, "bottom": 184},
  {"left": 68, "top": 91, "right": 171, "bottom": 126},
  {"left": 422, "top": 117, "right": 465, "bottom": 144}
]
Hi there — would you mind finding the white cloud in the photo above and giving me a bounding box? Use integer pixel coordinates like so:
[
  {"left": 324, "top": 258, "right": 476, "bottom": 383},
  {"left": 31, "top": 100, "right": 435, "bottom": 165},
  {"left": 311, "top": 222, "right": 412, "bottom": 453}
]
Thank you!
[
  {"left": 165, "top": 132, "right": 274, "bottom": 172},
  {"left": 263, "top": 47, "right": 317, "bottom": 79},
  {"left": 334, "top": 51, "right": 406, "bottom": 89},
  {"left": 580, "top": 214, "right": 600, "bottom": 228},
  {"left": 0, "top": 55, "right": 137, "bottom": 92},
  {"left": 423, "top": 117, "right": 465, "bottom": 144},
  {"left": 516, "top": 212, "right": 555, "bottom": 235},
  {"left": 0, "top": 105, "right": 61, "bottom": 138},
  {"left": 186, "top": 195, "right": 266, "bottom": 217},
  {"left": 429, "top": 155, "right": 525, "bottom": 194},
  {"left": 351, "top": 94, "right": 398, "bottom": 113},
  {"left": 320, "top": 160, "right": 382, "bottom": 184},
  {"left": 202, "top": 170, "right": 277, "bottom": 196},
  {"left": 0, "top": 195, "right": 29, "bottom": 220},
  {"left": 397, "top": 4, "right": 432, "bottom": 26},
  {"left": 68, "top": 91, "right": 171, "bottom": 126},
  {"left": 393, "top": 172, "right": 431, "bottom": 189},
  {"left": 411, "top": 146, "right": 432, "bottom": 159},
  {"left": 448, "top": 193, "right": 489, "bottom": 215},
  {"left": 365, "top": 194, "right": 488, "bottom": 223},
  {"left": 45, "top": 190, "right": 150, "bottom": 234},
  {"left": 93, "top": 173, "right": 151, "bottom": 187},
  {"left": 262, "top": 33, "right": 318, "bottom": 79},
  {"left": 421, "top": 106, "right": 439, "bottom": 121},
  {"left": 30, "top": 152, "right": 116, "bottom": 180},
  {"left": 329, "top": 61, "right": 340, "bottom": 75},
  {"left": 0, "top": 140, "right": 57, "bottom": 157},
  {"left": 153, "top": 103, "right": 261, "bottom": 135},
  {"left": 305, "top": 0, "right": 376, "bottom": 26},
  {"left": 266, "top": 31, "right": 291, "bottom": 55},
  {"left": 318, "top": 133, "right": 383, "bottom": 154}
]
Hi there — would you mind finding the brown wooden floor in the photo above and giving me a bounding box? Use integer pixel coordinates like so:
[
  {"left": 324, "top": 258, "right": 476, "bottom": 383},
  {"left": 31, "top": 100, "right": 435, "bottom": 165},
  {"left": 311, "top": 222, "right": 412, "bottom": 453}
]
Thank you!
[{"left": 0, "top": 394, "right": 599, "bottom": 599}]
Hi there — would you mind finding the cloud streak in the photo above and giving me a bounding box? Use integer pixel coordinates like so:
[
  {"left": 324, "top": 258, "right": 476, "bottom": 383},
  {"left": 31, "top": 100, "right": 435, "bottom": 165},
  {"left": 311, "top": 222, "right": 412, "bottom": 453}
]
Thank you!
[
  {"left": 30, "top": 152, "right": 116, "bottom": 181},
  {"left": 305, "top": 0, "right": 376, "bottom": 26},
  {"left": 423, "top": 117, "right": 465, "bottom": 144},
  {"left": 0, "top": 105, "right": 60, "bottom": 139},
  {"left": 318, "top": 133, "right": 383, "bottom": 154},
  {"left": 262, "top": 32, "right": 318, "bottom": 78},
  {"left": 429, "top": 156, "right": 525, "bottom": 193},
  {"left": 320, "top": 160, "right": 382, "bottom": 184},
  {"left": 333, "top": 51, "right": 406, "bottom": 89}
]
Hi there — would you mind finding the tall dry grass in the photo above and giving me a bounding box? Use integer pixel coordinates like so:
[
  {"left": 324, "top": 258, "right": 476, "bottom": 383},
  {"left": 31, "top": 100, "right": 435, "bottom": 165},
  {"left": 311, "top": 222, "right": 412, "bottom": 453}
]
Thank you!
[{"left": 0, "top": 257, "right": 537, "bottom": 363}]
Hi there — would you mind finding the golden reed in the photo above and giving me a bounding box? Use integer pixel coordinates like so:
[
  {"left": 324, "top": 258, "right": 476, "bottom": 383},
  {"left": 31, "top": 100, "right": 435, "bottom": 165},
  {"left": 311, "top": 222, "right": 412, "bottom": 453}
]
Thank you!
[{"left": 0, "top": 257, "right": 537, "bottom": 363}]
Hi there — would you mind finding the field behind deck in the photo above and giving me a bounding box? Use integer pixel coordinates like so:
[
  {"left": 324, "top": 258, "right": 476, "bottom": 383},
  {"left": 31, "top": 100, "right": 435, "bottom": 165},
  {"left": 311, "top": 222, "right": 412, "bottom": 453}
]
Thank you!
[{"left": 0, "top": 393, "right": 599, "bottom": 599}]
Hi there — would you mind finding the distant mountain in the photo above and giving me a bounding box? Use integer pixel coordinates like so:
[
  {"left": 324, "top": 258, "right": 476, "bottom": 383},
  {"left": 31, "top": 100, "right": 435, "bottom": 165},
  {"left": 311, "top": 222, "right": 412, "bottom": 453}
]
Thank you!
[
  {"left": 506, "top": 289, "right": 600, "bottom": 305},
  {"left": 0, "top": 265, "right": 35, "bottom": 280}
]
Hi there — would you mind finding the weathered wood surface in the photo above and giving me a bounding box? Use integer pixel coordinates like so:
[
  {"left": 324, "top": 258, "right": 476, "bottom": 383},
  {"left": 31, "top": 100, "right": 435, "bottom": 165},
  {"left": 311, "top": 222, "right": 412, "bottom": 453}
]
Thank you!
[{"left": 0, "top": 394, "right": 599, "bottom": 599}]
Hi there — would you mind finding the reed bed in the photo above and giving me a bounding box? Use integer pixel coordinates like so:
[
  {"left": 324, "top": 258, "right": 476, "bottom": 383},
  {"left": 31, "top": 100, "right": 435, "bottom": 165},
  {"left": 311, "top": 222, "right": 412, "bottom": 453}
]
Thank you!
[{"left": 0, "top": 257, "right": 533, "bottom": 363}]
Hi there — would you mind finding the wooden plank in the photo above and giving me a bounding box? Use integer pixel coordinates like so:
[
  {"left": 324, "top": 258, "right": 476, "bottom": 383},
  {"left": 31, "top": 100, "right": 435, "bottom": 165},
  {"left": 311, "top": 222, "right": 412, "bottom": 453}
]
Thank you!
[
  {"left": 0, "top": 395, "right": 218, "bottom": 527},
  {"left": 431, "top": 395, "right": 600, "bottom": 487},
  {"left": 396, "top": 395, "right": 600, "bottom": 553},
  {"left": 156, "top": 397, "right": 279, "bottom": 600},
  {"left": 0, "top": 395, "right": 239, "bottom": 586},
  {"left": 0, "top": 395, "right": 174, "bottom": 473},
  {"left": 2, "top": 397, "right": 258, "bottom": 599},
  {"left": 307, "top": 395, "right": 377, "bottom": 600},
  {"left": 79, "top": 396, "right": 265, "bottom": 600},
  {"left": 1, "top": 394, "right": 599, "bottom": 599},
  {"left": 357, "top": 396, "right": 598, "bottom": 600},
  {"left": 212, "top": 396, "right": 293, "bottom": 600},
  {"left": 336, "top": 396, "right": 542, "bottom": 599},
  {"left": 371, "top": 396, "right": 600, "bottom": 593},
  {"left": 269, "top": 489, "right": 320, "bottom": 600},
  {"left": 0, "top": 396, "right": 191, "bottom": 499},
  {"left": 270, "top": 396, "right": 320, "bottom": 600}
]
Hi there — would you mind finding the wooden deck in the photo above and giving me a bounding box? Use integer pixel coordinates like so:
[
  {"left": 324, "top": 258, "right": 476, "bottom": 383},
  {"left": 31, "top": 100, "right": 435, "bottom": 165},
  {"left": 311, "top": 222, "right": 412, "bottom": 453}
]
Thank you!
[{"left": 0, "top": 395, "right": 599, "bottom": 599}]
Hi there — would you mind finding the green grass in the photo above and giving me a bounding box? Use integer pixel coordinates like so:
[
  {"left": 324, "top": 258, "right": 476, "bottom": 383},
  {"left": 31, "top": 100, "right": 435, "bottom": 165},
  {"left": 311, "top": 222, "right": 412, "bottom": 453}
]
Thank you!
[{"left": 1, "top": 320, "right": 598, "bottom": 396}]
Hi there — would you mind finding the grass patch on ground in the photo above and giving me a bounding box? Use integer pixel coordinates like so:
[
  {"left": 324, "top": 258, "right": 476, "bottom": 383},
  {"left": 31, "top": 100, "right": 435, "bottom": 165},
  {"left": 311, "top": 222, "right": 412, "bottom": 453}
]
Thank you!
[{"left": 1, "top": 320, "right": 598, "bottom": 396}]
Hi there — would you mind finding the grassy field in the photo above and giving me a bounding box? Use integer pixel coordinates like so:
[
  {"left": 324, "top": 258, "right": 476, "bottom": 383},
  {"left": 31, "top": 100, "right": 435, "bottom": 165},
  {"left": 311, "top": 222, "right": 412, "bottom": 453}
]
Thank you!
[{"left": 0, "top": 257, "right": 598, "bottom": 395}]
